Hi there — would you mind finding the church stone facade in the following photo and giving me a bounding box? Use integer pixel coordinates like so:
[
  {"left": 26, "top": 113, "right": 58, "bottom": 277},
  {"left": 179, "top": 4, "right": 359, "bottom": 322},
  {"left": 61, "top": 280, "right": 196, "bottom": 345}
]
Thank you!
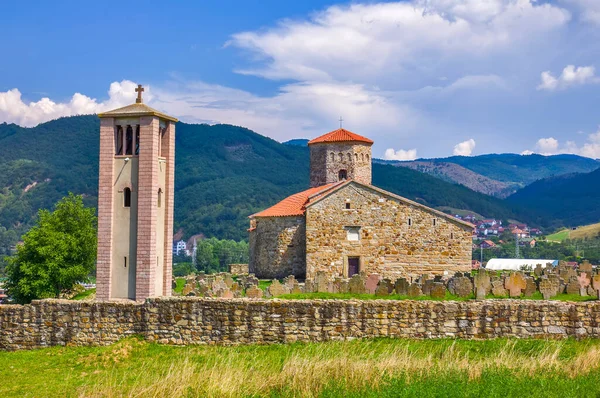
[{"left": 249, "top": 128, "right": 473, "bottom": 280}]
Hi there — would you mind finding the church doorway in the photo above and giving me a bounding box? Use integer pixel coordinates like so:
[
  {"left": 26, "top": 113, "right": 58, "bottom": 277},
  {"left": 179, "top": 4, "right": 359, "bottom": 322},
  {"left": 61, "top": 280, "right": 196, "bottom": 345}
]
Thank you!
[{"left": 348, "top": 257, "right": 360, "bottom": 277}]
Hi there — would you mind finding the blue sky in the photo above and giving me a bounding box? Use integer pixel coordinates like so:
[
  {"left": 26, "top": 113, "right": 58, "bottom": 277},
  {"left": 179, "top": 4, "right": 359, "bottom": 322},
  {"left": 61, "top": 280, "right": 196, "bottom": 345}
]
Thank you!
[{"left": 1, "top": 0, "right": 600, "bottom": 159}]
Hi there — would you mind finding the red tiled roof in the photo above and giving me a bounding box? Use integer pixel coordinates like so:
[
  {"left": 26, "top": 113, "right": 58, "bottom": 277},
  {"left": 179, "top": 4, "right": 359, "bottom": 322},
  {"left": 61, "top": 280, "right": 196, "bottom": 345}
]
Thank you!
[
  {"left": 251, "top": 182, "right": 341, "bottom": 218},
  {"left": 308, "top": 128, "right": 374, "bottom": 145}
]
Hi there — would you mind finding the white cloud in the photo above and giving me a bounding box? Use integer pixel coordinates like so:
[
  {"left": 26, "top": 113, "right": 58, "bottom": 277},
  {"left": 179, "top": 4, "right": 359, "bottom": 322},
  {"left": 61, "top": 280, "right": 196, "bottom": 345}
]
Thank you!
[
  {"left": 0, "top": 81, "right": 141, "bottom": 127},
  {"left": 561, "top": 0, "right": 600, "bottom": 24},
  {"left": 527, "top": 129, "right": 600, "bottom": 158},
  {"left": 384, "top": 148, "right": 418, "bottom": 161},
  {"left": 453, "top": 139, "right": 476, "bottom": 156},
  {"left": 537, "top": 65, "right": 599, "bottom": 91},
  {"left": 229, "top": 0, "right": 570, "bottom": 84}
]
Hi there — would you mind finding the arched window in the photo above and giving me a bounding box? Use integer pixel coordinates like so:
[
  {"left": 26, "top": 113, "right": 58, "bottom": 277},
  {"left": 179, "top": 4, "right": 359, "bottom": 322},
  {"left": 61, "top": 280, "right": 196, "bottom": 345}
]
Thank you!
[
  {"left": 338, "top": 169, "right": 347, "bottom": 181},
  {"left": 339, "top": 153, "right": 343, "bottom": 162},
  {"left": 433, "top": 218, "right": 437, "bottom": 227},
  {"left": 366, "top": 154, "right": 370, "bottom": 162},
  {"left": 330, "top": 153, "right": 335, "bottom": 162},
  {"left": 355, "top": 153, "right": 358, "bottom": 161},
  {"left": 125, "top": 125, "right": 133, "bottom": 155},
  {"left": 408, "top": 218, "right": 412, "bottom": 227},
  {"left": 347, "top": 153, "right": 352, "bottom": 161},
  {"left": 135, "top": 125, "right": 140, "bottom": 155},
  {"left": 158, "top": 188, "right": 163, "bottom": 208},
  {"left": 124, "top": 187, "right": 131, "bottom": 208},
  {"left": 115, "top": 126, "right": 123, "bottom": 155},
  {"left": 361, "top": 153, "right": 365, "bottom": 162}
]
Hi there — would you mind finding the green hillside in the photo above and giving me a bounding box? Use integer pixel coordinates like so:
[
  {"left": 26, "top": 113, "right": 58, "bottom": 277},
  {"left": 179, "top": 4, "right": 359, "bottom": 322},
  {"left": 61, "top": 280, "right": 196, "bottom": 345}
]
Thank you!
[
  {"left": 508, "top": 169, "right": 600, "bottom": 230},
  {"left": 0, "top": 116, "right": 541, "bottom": 263},
  {"left": 431, "top": 153, "right": 600, "bottom": 186}
]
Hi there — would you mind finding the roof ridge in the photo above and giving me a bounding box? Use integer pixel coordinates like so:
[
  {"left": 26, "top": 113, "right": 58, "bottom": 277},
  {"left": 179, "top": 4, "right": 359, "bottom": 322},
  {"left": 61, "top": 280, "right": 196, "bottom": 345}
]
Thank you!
[{"left": 308, "top": 128, "right": 374, "bottom": 145}]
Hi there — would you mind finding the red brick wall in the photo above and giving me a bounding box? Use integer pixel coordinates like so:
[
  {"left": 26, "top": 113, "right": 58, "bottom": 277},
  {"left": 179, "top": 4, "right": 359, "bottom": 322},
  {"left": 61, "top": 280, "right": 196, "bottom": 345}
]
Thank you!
[
  {"left": 136, "top": 117, "right": 160, "bottom": 300},
  {"left": 96, "top": 118, "right": 115, "bottom": 301},
  {"left": 162, "top": 121, "right": 175, "bottom": 296}
]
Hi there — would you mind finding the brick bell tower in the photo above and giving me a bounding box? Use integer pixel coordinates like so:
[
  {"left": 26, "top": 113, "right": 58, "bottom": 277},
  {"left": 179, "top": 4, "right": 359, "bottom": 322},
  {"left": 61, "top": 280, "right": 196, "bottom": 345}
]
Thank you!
[
  {"left": 307, "top": 127, "right": 374, "bottom": 188},
  {"left": 96, "top": 85, "right": 177, "bottom": 301}
]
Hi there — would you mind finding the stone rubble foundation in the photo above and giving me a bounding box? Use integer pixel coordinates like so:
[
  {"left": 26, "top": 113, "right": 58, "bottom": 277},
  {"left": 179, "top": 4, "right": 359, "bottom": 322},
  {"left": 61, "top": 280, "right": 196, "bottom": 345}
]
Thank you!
[{"left": 2, "top": 298, "right": 600, "bottom": 351}]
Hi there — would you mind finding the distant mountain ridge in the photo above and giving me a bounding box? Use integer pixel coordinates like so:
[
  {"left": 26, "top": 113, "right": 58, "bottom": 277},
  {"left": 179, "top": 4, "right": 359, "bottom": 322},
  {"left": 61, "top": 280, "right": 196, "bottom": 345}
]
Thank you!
[
  {"left": 507, "top": 168, "right": 600, "bottom": 230},
  {"left": 377, "top": 154, "right": 599, "bottom": 197}
]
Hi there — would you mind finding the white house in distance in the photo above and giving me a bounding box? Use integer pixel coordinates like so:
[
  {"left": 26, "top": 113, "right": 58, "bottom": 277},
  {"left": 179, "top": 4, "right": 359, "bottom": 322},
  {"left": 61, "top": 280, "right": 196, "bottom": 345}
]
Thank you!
[
  {"left": 486, "top": 258, "right": 558, "bottom": 271},
  {"left": 173, "top": 240, "right": 187, "bottom": 256}
]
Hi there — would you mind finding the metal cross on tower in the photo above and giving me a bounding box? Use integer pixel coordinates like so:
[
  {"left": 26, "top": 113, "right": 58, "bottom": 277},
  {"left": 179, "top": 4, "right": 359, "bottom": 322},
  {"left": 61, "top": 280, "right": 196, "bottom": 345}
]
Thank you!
[
  {"left": 339, "top": 116, "right": 344, "bottom": 128},
  {"left": 135, "top": 84, "right": 144, "bottom": 103}
]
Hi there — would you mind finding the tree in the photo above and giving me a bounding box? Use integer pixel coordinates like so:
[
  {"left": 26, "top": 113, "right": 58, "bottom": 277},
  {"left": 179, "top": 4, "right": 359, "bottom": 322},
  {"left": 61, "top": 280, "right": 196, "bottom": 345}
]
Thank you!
[{"left": 4, "top": 193, "right": 97, "bottom": 303}]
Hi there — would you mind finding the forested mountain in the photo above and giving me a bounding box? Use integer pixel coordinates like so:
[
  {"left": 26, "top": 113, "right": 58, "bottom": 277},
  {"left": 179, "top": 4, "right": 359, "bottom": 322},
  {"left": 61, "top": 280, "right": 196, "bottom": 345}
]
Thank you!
[
  {"left": 0, "top": 116, "right": 540, "bottom": 262},
  {"left": 507, "top": 168, "right": 600, "bottom": 230},
  {"left": 378, "top": 154, "right": 599, "bottom": 197}
]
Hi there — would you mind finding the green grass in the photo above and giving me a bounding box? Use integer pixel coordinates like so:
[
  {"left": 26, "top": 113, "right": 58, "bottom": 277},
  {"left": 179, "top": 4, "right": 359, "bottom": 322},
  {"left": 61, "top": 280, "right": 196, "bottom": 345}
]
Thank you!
[
  {"left": 258, "top": 279, "right": 272, "bottom": 291},
  {"left": 547, "top": 229, "right": 571, "bottom": 242},
  {"left": 2, "top": 337, "right": 600, "bottom": 397},
  {"left": 71, "top": 288, "right": 95, "bottom": 301},
  {"left": 173, "top": 277, "right": 186, "bottom": 295}
]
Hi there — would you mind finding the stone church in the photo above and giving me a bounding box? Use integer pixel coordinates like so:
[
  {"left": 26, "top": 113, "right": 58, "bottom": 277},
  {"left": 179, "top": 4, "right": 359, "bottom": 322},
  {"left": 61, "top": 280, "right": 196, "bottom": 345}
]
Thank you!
[{"left": 249, "top": 128, "right": 473, "bottom": 281}]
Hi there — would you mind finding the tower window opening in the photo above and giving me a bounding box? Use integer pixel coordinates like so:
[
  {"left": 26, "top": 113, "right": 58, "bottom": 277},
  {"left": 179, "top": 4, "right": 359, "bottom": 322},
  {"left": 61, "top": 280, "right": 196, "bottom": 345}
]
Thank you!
[
  {"left": 347, "top": 153, "right": 352, "bottom": 161},
  {"left": 433, "top": 218, "right": 437, "bottom": 227},
  {"left": 408, "top": 218, "right": 412, "bottom": 227},
  {"left": 330, "top": 153, "right": 335, "bottom": 162},
  {"left": 124, "top": 187, "right": 131, "bottom": 208},
  {"left": 366, "top": 154, "right": 370, "bottom": 162},
  {"left": 135, "top": 125, "right": 140, "bottom": 155},
  {"left": 158, "top": 188, "right": 163, "bottom": 208},
  {"left": 355, "top": 153, "right": 358, "bottom": 161},
  {"left": 339, "top": 153, "right": 343, "bottom": 162},
  {"left": 125, "top": 125, "right": 133, "bottom": 155},
  {"left": 345, "top": 202, "right": 351, "bottom": 209},
  {"left": 361, "top": 153, "right": 365, "bottom": 162},
  {"left": 338, "top": 169, "right": 348, "bottom": 181},
  {"left": 115, "top": 126, "right": 124, "bottom": 155},
  {"left": 124, "top": 256, "right": 127, "bottom": 268},
  {"left": 451, "top": 232, "right": 454, "bottom": 239}
]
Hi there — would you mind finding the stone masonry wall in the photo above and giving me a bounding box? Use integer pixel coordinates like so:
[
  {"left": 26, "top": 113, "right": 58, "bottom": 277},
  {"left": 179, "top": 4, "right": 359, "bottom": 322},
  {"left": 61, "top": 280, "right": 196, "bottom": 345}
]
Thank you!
[
  {"left": 309, "top": 142, "right": 372, "bottom": 187},
  {"left": 2, "top": 298, "right": 600, "bottom": 351},
  {"left": 306, "top": 183, "right": 472, "bottom": 280},
  {"left": 249, "top": 216, "right": 306, "bottom": 279}
]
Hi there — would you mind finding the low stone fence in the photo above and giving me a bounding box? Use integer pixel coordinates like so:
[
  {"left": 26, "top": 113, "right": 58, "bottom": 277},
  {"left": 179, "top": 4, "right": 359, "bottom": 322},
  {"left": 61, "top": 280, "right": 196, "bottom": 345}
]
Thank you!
[{"left": 2, "top": 298, "right": 600, "bottom": 351}]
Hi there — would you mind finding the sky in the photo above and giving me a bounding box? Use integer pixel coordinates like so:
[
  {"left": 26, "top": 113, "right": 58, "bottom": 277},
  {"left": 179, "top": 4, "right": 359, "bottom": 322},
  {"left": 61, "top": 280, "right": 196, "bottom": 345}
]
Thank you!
[{"left": 1, "top": 0, "right": 599, "bottom": 160}]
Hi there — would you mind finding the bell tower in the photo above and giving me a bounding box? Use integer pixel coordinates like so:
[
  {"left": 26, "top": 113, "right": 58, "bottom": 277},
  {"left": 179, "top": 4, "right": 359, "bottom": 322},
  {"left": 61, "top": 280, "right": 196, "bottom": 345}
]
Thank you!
[
  {"left": 308, "top": 128, "right": 374, "bottom": 187},
  {"left": 96, "top": 85, "right": 178, "bottom": 301}
]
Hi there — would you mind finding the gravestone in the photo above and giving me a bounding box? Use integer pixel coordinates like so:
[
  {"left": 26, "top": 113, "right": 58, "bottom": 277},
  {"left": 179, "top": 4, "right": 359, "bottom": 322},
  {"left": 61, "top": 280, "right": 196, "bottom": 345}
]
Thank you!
[
  {"left": 283, "top": 275, "right": 296, "bottom": 291},
  {"left": 422, "top": 279, "right": 434, "bottom": 296},
  {"left": 316, "top": 272, "right": 330, "bottom": 293},
  {"left": 304, "top": 279, "right": 315, "bottom": 293},
  {"left": 430, "top": 282, "right": 446, "bottom": 299},
  {"left": 566, "top": 277, "right": 580, "bottom": 295},
  {"left": 592, "top": 274, "right": 600, "bottom": 299},
  {"left": 223, "top": 275, "right": 234, "bottom": 288},
  {"left": 491, "top": 280, "right": 508, "bottom": 297},
  {"left": 539, "top": 278, "right": 558, "bottom": 300},
  {"left": 454, "top": 277, "right": 473, "bottom": 298},
  {"left": 394, "top": 278, "right": 409, "bottom": 296},
  {"left": 577, "top": 273, "right": 591, "bottom": 296},
  {"left": 365, "top": 274, "right": 380, "bottom": 294},
  {"left": 349, "top": 274, "right": 366, "bottom": 294},
  {"left": 534, "top": 264, "right": 543, "bottom": 277},
  {"left": 382, "top": 278, "right": 394, "bottom": 294},
  {"left": 407, "top": 283, "right": 422, "bottom": 298},
  {"left": 523, "top": 277, "right": 536, "bottom": 297},
  {"left": 375, "top": 283, "right": 390, "bottom": 297},
  {"left": 505, "top": 272, "right": 527, "bottom": 297},
  {"left": 580, "top": 261, "right": 593, "bottom": 274},
  {"left": 268, "top": 280, "right": 288, "bottom": 297},
  {"left": 246, "top": 285, "right": 263, "bottom": 299},
  {"left": 474, "top": 271, "right": 491, "bottom": 300}
]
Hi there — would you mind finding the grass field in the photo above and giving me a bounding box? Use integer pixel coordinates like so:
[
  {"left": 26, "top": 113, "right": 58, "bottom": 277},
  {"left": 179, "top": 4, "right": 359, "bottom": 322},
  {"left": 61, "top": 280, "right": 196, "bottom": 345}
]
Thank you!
[
  {"left": 2, "top": 337, "right": 600, "bottom": 397},
  {"left": 547, "top": 222, "right": 600, "bottom": 242}
]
